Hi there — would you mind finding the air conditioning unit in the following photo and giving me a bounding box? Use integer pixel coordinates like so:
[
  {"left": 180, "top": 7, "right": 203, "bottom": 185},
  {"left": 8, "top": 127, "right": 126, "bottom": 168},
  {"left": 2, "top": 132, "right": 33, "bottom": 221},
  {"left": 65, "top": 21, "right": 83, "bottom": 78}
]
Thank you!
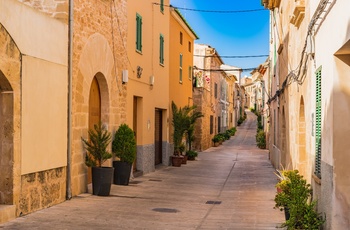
[
  {"left": 150, "top": 75, "right": 155, "bottom": 86},
  {"left": 122, "top": 70, "right": 128, "bottom": 84}
]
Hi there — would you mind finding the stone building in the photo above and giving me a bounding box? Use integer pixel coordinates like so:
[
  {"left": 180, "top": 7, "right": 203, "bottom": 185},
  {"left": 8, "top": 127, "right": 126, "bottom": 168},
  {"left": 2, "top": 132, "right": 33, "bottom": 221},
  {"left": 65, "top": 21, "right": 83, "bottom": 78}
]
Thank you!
[
  {"left": 0, "top": 0, "right": 128, "bottom": 222},
  {"left": 71, "top": 0, "right": 128, "bottom": 195},
  {"left": 193, "top": 44, "right": 226, "bottom": 151},
  {"left": 0, "top": 0, "right": 69, "bottom": 222},
  {"left": 264, "top": 0, "right": 350, "bottom": 228}
]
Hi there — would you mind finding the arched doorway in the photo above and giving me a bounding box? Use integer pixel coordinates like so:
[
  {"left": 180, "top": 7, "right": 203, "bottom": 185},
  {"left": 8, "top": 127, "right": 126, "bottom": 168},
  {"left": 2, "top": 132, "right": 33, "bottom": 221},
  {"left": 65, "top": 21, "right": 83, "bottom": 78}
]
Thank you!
[
  {"left": 87, "top": 76, "right": 101, "bottom": 183},
  {"left": 0, "top": 70, "right": 14, "bottom": 205},
  {"left": 298, "top": 97, "right": 307, "bottom": 177}
]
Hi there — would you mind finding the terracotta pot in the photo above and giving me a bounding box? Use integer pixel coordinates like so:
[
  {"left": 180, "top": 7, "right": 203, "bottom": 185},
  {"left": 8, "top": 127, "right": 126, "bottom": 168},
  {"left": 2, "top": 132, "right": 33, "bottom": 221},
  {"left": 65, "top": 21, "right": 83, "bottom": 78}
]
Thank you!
[
  {"left": 181, "top": 155, "right": 188, "bottom": 164},
  {"left": 172, "top": 155, "right": 183, "bottom": 167}
]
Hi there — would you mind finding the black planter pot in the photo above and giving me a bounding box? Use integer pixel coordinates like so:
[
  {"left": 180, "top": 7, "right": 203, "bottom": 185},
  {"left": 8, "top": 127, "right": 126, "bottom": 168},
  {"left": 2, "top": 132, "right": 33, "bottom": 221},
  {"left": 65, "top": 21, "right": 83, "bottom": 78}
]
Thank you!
[
  {"left": 113, "top": 161, "right": 132, "bottom": 185},
  {"left": 92, "top": 167, "right": 114, "bottom": 196}
]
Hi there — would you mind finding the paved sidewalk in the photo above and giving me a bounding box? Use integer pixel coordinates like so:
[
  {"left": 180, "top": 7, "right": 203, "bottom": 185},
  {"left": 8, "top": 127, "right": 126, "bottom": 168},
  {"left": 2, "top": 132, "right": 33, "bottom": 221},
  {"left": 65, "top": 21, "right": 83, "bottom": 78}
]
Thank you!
[{"left": 0, "top": 111, "right": 284, "bottom": 229}]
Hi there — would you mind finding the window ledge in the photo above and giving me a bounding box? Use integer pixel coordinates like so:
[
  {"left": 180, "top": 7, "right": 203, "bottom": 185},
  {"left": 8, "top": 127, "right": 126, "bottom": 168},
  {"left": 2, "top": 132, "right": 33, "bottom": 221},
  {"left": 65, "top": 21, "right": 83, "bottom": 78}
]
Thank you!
[{"left": 312, "top": 174, "right": 321, "bottom": 185}]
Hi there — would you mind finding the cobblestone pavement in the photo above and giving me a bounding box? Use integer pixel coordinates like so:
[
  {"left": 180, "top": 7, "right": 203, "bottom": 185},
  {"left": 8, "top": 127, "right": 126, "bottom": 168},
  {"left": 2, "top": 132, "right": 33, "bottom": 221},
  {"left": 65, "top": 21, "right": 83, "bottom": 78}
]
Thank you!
[{"left": 0, "top": 111, "right": 284, "bottom": 229}]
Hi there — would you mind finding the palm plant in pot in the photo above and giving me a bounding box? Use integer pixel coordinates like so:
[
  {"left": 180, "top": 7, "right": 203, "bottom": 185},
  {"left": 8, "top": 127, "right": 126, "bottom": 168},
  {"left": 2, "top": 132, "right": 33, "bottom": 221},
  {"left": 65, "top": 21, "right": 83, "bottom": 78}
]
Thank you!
[
  {"left": 81, "top": 122, "right": 113, "bottom": 196},
  {"left": 112, "top": 124, "right": 136, "bottom": 185},
  {"left": 171, "top": 101, "right": 186, "bottom": 167}
]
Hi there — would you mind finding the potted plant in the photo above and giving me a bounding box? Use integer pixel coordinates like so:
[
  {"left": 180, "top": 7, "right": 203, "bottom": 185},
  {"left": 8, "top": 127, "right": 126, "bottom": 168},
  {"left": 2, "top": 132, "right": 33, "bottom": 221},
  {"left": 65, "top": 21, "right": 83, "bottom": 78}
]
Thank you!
[
  {"left": 185, "top": 150, "right": 198, "bottom": 160},
  {"left": 274, "top": 169, "right": 325, "bottom": 229},
  {"left": 112, "top": 123, "right": 136, "bottom": 185},
  {"left": 81, "top": 122, "right": 113, "bottom": 196},
  {"left": 171, "top": 101, "right": 185, "bottom": 167},
  {"left": 212, "top": 134, "right": 221, "bottom": 147}
]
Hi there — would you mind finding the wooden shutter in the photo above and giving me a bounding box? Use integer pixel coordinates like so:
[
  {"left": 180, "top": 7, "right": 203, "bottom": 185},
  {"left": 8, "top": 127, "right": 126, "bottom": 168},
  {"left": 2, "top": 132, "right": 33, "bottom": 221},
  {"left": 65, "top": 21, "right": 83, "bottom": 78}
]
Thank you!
[
  {"left": 159, "top": 34, "right": 164, "bottom": 64},
  {"left": 136, "top": 14, "right": 142, "bottom": 52},
  {"left": 315, "top": 67, "right": 322, "bottom": 178},
  {"left": 160, "top": 0, "right": 164, "bottom": 12},
  {"left": 179, "top": 54, "right": 183, "bottom": 82}
]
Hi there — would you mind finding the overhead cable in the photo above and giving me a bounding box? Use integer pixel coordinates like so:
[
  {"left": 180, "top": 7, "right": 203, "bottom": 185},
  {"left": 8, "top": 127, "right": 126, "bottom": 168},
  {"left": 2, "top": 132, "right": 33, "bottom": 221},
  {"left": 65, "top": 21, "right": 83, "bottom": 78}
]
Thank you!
[
  {"left": 194, "top": 54, "right": 269, "bottom": 58},
  {"left": 153, "top": 3, "right": 266, "bottom": 13}
]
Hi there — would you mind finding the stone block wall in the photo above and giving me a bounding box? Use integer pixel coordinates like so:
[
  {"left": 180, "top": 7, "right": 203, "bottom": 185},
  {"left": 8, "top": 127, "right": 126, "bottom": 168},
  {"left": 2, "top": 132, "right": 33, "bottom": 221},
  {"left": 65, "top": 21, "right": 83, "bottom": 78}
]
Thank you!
[
  {"left": 0, "top": 23, "right": 21, "bottom": 209},
  {"left": 70, "top": 0, "right": 127, "bottom": 196},
  {"left": 18, "top": 167, "right": 66, "bottom": 216},
  {"left": 137, "top": 144, "right": 155, "bottom": 174}
]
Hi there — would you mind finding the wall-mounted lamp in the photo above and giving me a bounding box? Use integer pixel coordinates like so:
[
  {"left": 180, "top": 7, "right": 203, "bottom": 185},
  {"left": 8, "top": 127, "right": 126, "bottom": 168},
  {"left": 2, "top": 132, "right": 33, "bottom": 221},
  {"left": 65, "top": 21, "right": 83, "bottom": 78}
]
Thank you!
[
  {"left": 149, "top": 75, "right": 154, "bottom": 86},
  {"left": 122, "top": 70, "right": 128, "bottom": 84},
  {"left": 137, "top": 66, "right": 143, "bottom": 78}
]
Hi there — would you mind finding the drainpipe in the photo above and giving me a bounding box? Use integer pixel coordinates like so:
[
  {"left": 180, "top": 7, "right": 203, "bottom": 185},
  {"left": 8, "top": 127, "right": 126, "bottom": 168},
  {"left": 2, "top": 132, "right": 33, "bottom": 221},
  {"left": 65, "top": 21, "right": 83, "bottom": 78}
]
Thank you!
[{"left": 66, "top": 0, "right": 73, "bottom": 200}]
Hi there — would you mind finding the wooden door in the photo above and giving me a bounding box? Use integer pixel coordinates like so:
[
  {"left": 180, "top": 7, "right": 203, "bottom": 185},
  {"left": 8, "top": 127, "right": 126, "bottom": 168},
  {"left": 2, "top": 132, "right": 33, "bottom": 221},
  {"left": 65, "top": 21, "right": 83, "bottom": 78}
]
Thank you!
[
  {"left": 132, "top": 97, "right": 138, "bottom": 172},
  {"left": 88, "top": 77, "right": 101, "bottom": 183},
  {"left": 154, "top": 109, "right": 162, "bottom": 165}
]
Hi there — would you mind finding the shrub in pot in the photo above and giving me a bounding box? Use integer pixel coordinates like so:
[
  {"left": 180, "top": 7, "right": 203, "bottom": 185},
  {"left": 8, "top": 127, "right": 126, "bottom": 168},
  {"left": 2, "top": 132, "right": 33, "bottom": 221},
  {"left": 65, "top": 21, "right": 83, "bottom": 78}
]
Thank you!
[
  {"left": 274, "top": 169, "right": 325, "bottom": 229},
  {"left": 81, "top": 122, "right": 113, "bottom": 196},
  {"left": 112, "top": 124, "right": 136, "bottom": 185},
  {"left": 186, "top": 150, "right": 198, "bottom": 160}
]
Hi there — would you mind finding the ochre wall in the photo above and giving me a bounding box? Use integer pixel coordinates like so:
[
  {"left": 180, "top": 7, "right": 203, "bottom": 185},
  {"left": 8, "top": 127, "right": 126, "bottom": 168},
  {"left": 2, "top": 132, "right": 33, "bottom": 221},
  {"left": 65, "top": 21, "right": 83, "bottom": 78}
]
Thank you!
[
  {"left": 71, "top": 0, "right": 128, "bottom": 195},
  {"left": 127, "top": 0, "right": 170, "bottom": 145}
]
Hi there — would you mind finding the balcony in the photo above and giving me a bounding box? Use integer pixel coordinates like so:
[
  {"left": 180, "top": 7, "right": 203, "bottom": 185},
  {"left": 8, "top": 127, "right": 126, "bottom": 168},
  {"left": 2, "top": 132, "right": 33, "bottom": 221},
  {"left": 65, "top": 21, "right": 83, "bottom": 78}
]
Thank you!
[
  {"left": 290, "top": 0, "right": 305, "bottom": 27},
  {"left": 261, "top": 0, "right": 281, "bottom": 10}
]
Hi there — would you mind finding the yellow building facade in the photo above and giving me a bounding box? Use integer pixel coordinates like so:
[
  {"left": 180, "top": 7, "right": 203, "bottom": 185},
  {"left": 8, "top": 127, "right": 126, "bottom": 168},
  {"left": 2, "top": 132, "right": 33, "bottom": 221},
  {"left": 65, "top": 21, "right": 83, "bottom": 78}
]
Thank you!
[
  {"left": 126, "top": 0, "right": 171, "bottom": 171},
  {"left": 169, "top": 8, "right": 198, "bottom": 146}
]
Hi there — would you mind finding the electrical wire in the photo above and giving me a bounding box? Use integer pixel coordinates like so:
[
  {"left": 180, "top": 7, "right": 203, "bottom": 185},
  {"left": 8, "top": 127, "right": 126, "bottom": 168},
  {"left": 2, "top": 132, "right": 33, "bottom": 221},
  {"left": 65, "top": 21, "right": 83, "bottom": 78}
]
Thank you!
[
  {"left": 194, "top": 54, "right": 269, "bottom": 58},
  {"left": 153, "top": 3, "right": 266, "bottom": 13}
]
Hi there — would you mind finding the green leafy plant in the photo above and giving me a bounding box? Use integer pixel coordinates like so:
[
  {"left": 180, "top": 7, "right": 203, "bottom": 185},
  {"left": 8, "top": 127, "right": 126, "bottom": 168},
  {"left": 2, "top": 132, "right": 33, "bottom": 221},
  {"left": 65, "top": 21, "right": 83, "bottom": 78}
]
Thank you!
[
  {"left": 186, "top": 150, "right": 198, "bottom": 160},
  {"left": 82, "top": 122, "right": 112, "bottom": 167},
  {"left": 172, "top": 101, "right": 203, "bottom": 155},
  {"left": 112, "top": 124, "right": 136, "bottom": 164},
  {"left": 256, "top": 129, "right": 266, "bottom": 149},
  {"left": 274, "top": 170, "right": 325, "bottom": 229}
]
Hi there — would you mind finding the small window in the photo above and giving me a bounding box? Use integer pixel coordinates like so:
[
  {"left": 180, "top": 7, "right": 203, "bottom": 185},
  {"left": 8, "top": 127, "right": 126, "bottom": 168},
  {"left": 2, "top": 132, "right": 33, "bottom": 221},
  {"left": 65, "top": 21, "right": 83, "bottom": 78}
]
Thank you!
[
  {"left": 159, "top": 34, "right": 164, "bottom": 65},
  {"left": 214, "top": 83, "right": 218, "bottom": 98},
  {"left": 179, "top": 54, "right": 183, "bottom": 82},
  {"left": 136, "top": 13, "right": 142, "bottom": 52},
  {"left": 180, "top": 32, "right": 183, "bottom": 45},
  {"left": 188, "top": 41, "right": 191, "bottom": 52},
  {"left": 160, "top": 0, "right": 164, "bottom": 13},
  {"left": 210, "top": 115, "right": 213, "bottom": 134},
  {"left": 188, "top": 66, "right": 192, "bottom": 80}
]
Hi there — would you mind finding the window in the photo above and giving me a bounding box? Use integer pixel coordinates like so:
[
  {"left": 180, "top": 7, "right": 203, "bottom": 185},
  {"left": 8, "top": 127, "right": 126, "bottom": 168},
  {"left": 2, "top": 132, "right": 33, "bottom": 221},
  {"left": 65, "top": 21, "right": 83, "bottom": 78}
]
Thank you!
[
  {"left": 160, "top": 0, "right": 164, "bottom": 13},
  {"left": 180, "top": 32, "right": 183, "bottom": 45},
  {"left": 210, "top": 115, "right": 213, "bottom": 134},
  {"left": 218, "top": 116, "right": 221, "bottom": 133},
  {"left": 214, "top": 83, "right": 218, "bottom": 98},
  {"left": 188, "top": 41, "right": 191, "bottom": 52},
  {"left": 159, "top": 34, "right": 164, "bottom": 65},
  {"left": 136, "top": 14, "right": 142, "bottom": 52},
  {"left": 179, "top": 54, "right": 183, "bottom": 82},
  {"left": 188, "top": 66, "right": 192, "bottom": 80},
  {"left": 315, "top": 67, "right": 322, "bottom": 178}
]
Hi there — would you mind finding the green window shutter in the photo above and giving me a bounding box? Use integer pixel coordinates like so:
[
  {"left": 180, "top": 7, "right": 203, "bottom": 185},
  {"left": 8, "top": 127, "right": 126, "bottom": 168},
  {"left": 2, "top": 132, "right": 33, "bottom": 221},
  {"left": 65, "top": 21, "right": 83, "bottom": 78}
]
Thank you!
[
  {"left": 179, "top": 54, "right": 183, "bottom": 82},
  {"left": 188, "top": 66, "right": 192, "bottom": 80},
  {"left": 159, "top": 34, "right": 164, "bottom": 64},
  {"left": 160, "top": 0, "right": 164, "bottom": 12},
  {"left": 136, "top": 14, "right": 142, "bottom": 52},
  {"left": 315, "top": 67, "right": 322, "bottom": 178}
]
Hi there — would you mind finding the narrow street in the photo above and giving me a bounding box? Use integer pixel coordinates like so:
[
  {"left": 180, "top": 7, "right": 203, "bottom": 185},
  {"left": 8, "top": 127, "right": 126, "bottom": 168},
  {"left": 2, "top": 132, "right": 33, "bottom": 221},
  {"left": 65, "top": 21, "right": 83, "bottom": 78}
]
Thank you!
[{"left": 0, "top": 111, "right": 284, "bottom": 230}]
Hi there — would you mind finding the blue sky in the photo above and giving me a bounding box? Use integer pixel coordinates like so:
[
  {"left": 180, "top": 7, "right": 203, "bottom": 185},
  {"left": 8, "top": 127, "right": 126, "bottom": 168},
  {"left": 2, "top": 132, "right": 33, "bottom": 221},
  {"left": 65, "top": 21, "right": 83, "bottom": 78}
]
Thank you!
[{"left": 170, "top": 0, "right": 270, "bottom": 76}]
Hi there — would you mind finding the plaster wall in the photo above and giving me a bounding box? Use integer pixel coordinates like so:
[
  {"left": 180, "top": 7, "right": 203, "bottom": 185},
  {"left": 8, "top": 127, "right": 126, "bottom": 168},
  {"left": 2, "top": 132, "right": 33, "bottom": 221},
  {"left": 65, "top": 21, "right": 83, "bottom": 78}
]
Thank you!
[
  {"left": 21, "top": 56, "right": 67, "bottom": 174},
  {"left": 126, "top": 0, "right": 170, "bottom": 170},
  {"left": 169, "top": 10, "right": 196, "bottom": 144},
  {"left": 0, "top": 0, "right": 68, "bottom": 65},
  {"left": 314, "top": 0, "right": 350, "bottom": 228}
]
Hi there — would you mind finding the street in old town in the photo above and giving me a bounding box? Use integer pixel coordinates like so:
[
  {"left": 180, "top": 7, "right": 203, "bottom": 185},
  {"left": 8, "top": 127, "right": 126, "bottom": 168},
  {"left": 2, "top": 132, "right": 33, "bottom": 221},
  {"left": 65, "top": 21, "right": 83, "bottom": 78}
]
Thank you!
[{"left": 0, "top": 111, "right": 284, "bottom": 229}]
